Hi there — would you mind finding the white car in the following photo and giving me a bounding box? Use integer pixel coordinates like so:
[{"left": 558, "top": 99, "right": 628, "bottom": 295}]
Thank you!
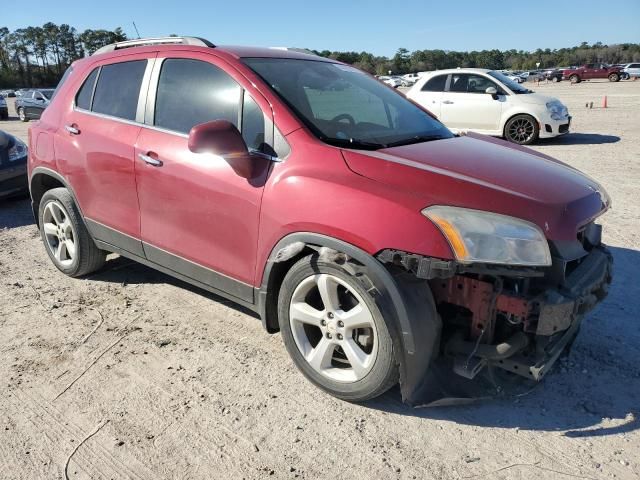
[
  {"left": 377, "top": 76, "right": 403, "bottom": 88},
  {"left": 407, "top": 68, "right": 571, "bottom": 145},
  {"left": 503, "top": 72, "right": 523, "bottom": 83}
]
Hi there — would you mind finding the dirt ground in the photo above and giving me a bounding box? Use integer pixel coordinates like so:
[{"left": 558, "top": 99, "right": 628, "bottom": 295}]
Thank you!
[{"left": 1, "top": 80, "right": 639, "bottom": 480}]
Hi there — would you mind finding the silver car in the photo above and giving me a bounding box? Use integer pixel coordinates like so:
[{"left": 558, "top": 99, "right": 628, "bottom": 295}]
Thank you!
[{"left": 622, "top": 63, "right": 640, "bottom": 79}]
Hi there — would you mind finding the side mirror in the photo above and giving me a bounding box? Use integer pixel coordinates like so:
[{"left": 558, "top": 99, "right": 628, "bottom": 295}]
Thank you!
[
  {"left": 188, "top": 120, "right": 254, "bottom": 178},
  {"left": 485, "top": 86, "right": 498, "bottom": 95}
]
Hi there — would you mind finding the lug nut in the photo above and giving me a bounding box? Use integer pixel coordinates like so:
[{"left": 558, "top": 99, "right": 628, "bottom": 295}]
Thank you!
[
  {"left": 338, "top": 321, "right": 344, "bottom": 328},
  {"left": 321, "top": 319, "right": 327, "bottom": 326},
  {"left": 327, "top": 312, "right": 334, "bottom": 319},
  {"left": 326, "top": 332, "right": 332, "bottom": 339},
  {"left": 337, "top": 333, "right": 343, "bottom": 340}
]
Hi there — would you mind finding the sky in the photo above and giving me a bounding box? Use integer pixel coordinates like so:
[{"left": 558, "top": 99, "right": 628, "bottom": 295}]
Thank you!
[{"left": 3, "top": 0, "right": 639, "bottom": 57}]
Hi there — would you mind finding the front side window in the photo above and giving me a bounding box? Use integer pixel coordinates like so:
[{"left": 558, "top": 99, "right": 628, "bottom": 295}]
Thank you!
[
  {"left": 422, "top": 75, "right": 447, "bottom": 92},
  {"left": 244, "top": 58, "right": 452, "bottom": 149},
  {"left": 449, "top": 74, "right": 498, "bottom": 94},
  {"left": 92, "top": 60, "right": 147, "bottom": 121},
  {"left": 154, "top": 58, "right": 241, "bottom": 134}
]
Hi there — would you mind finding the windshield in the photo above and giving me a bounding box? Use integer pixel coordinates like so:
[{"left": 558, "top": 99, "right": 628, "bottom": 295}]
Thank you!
[
  {"left": 243, "top": 58, "right": 452, "bottom": 149},
  {"left": 487, "top": 71, "right": 531, "bottom": 94}
]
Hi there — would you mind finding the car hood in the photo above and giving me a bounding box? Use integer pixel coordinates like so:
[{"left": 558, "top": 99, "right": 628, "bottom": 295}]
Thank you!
[
  {"left": 341, "top": 133, "right": 607, "bottom": 242},
  {"left": 515, "top": 92, "right": 561, "bottom": 105}
]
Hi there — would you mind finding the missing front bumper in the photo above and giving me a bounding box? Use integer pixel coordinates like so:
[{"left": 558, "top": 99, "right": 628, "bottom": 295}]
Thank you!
[{"left": 440, "top": 246, "right": 613, "bottom": 382}]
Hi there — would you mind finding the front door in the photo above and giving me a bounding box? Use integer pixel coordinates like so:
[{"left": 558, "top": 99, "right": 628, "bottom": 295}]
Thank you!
[
  {"left": 440, "top": 73, "right": 503, "bottom": 132},
  {"left": 134, "top": 54, "right": 271, "bottom": 302}
]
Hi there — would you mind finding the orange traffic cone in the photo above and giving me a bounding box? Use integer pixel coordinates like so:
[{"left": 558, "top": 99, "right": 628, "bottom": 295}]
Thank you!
[{"left": 603, "top": 96, "right": 608, "bottom": 108}]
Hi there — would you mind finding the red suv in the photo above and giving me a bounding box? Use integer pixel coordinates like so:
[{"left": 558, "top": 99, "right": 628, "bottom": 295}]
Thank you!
[{"left": 28, "top": 37, "right": 612, "bottom": 404}]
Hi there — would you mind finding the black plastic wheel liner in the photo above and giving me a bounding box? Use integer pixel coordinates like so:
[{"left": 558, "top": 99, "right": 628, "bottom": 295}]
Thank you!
[{"left": 260, "top": 233, "right": 443, "bottom": 404}]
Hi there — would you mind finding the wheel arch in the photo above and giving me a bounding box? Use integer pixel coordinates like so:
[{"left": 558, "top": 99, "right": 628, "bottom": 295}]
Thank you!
[
  {"left": 29, "top": 167, "right": 83, "bottom": 227},
  {"left": 257, "top": 232, "right": 442, "bottom": 404}
]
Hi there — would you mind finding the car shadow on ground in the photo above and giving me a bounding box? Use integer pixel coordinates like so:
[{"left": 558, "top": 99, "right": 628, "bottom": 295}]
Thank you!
[
  {"left": 366, "top": 245, "right": 640, "bottom": 437},
  {"left": 541, "top": 133, "right": 620, "bottom": 145},
  {"left": 0, "top": 196, "right": 33, "bottom": 228},
  {"left": 89, "top": 255, "right": 261, "bottom": 320}
]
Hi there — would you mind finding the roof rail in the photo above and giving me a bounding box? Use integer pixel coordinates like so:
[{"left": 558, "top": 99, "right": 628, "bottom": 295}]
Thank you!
[{"left": 92, "top": 36, "right": 215, "bottom": 56}]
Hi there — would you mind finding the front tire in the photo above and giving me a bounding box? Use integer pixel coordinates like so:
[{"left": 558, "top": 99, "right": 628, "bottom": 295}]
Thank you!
[
  {"left": 570, "top": 74, "right": 580, "bottom": 84},
  {"left": 38, "top": 188, "right": 106, "bottom": 277},
  {"left": 504, "top": 114, "right": 539, "bottom": 145},
  {"left": 278, "top": 254, "right": 397, "bottom": 402},
  {"left": 551, "top": 76, "right": 559, "bottom": 83},
  {"left": 608, "top": 73, "right": 619, "bottom": 82}
]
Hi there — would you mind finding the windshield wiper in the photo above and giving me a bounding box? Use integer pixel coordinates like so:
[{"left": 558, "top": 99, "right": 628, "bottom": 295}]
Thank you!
[
  {"left": 384, "top": 134, "right": 448, "bottom": 148},
  {"left": 324, "top": 137, "right": 386, "bottom": 150}
]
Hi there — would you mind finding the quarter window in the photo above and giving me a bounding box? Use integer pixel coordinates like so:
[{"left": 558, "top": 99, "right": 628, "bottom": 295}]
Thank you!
[
  {"left": 241, "top": 93, "right": 265, "bottom": 152},
  {"left": 154, "top": 58, "right": 241, "bottom": 134},
  {"left": 75, "top": 68, "right": 99, "bottom": 110},
  {"left": 92, "top": 60, "right": 147, "bottom": 121},
  {"left": 422, "top": 75, "right": 447, "bottom": 92}
]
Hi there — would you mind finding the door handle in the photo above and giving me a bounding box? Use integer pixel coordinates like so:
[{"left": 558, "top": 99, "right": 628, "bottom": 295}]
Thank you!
[
  {"left": 442, "top": 100, "right": 454, "bottom": 104},
  {"left": 138, "top": 153, "right": 163, "bottom": 167},
  {"left": 64, "top": 125, "right": 79, "bottom": 135}
]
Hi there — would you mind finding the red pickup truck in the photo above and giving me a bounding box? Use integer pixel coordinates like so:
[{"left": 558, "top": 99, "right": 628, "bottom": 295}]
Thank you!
[{"left": 562, "top": 64, "right": 623, "bottom": 83}]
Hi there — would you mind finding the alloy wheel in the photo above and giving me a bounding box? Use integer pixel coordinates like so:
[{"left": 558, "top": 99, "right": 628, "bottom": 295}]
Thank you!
[
  {"left": 42, "top": 201, "right": 77, "bottom": 267},
  {"left": 508, "top": 118, "right": 535, "bottom": 144},
  {"left": 289, "top": 274, "right": 378, "bottom": 383}
]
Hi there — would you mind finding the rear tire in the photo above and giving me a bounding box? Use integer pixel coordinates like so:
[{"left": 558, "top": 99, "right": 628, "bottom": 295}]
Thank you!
[
  {"left": 504, "top": 114, "right": 539, "bottom": 145},
  {"left": 38, "top": 188, "right": 106, "bottom": 277},
  {"left": 18, "top": 108, "right": 27, "bottom": 122},
  {"left": 608, "top": 73, "right": 619, "bottom": 82},
  {"left": 570, "top": 74, "right": 580, "bottom": 84},
  {"left": 278, "top": 254, "right": 398, "bottom": 402}
]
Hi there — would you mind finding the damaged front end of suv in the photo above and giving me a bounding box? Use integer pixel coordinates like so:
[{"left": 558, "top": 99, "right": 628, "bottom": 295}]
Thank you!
[{"left": 378, "top": 214, "right": 612, "bottom": 406}]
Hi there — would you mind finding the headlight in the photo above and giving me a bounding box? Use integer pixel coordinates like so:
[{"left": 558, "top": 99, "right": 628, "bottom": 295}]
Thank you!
[
  {"left": 546, "top": 101, "right": 568, "bottom": 121},
  {"left": 422, "top": 206, "right": 552, "bottom": 266},
  {"left": 8, "top": 138, "right": 27, "bottom": 162}
]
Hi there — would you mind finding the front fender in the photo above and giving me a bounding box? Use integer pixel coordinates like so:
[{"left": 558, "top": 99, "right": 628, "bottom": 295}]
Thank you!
[{"left": 259, "top": 232, "right": 442, "bottom": 405}]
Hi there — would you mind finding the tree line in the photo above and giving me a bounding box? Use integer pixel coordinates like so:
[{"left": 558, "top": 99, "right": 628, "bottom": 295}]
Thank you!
[
  {"left": 0, "top": 23, "right": 126, "bottom": 88},
  {"left": 2, "top": 23, "right": 640, "bottom": 88},
  {"left": 313, "top": 41, "right": 640, "bottom": 75}
]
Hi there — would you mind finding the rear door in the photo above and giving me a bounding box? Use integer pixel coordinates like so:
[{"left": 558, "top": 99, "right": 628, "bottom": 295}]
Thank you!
[
  {"left": 54, "top": 53, "right": 154, "bottom": 255},
  {"left": 134, "top": 52, "right": 272, "bottom": 299},
  {"left": 410, "top": 74, "right": 447, "bottom": 118},
  {"left": 440, "top": 73, "right": 503, "bottom": 132}
]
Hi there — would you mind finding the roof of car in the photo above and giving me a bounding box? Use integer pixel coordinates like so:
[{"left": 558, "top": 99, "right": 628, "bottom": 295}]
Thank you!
[
  {"left": 89, "top": 36, "right": 334, "bottom": 63},
  {"left": 425, "top": 68, "right": 492, "bottom": 75}
]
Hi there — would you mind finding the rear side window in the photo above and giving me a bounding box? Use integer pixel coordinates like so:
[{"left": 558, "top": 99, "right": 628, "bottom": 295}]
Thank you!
[
  {"left": 154, "top": 59, "right": 241, "bottom": 134},
  {"left": 75, "top": 68, "right": 99, "bottom": 110},
  {"left": 51, "top": 66, "right": 73, "bottom": 101},
  {"left": 92, "top": 60, "right": 147, "bottom": 121},
  {"left": 422, "top": 75, "right": 447, "bottom": 92}
]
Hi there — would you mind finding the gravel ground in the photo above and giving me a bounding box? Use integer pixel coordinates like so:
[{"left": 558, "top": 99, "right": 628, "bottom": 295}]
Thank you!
[{"left": 1, "top": 80, "right": 639, "bottom": 480}]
